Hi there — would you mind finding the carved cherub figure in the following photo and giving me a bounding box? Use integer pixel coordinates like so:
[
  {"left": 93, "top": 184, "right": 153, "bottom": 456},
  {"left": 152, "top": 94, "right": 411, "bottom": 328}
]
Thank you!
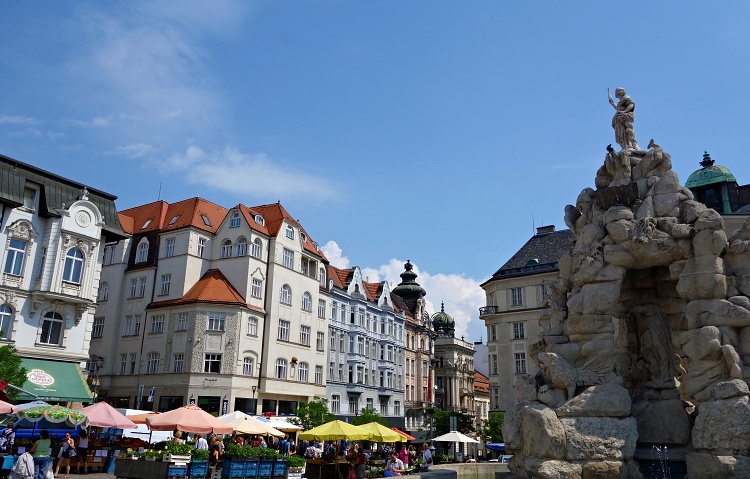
[{"left": 537, "top": 352, "right": 619, "bottom": 401}]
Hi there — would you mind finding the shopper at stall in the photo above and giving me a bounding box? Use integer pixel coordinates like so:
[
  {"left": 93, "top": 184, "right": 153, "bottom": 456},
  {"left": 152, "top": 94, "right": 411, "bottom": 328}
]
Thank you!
[
  {"left": 75, "top": 430, "right": 89, "bottom": 474},
  {"left": 28, "top": 429, "right": 52, "bottom": 479},
  {"left": 0, "top": 425, "right": 15, "bottom": 453}
]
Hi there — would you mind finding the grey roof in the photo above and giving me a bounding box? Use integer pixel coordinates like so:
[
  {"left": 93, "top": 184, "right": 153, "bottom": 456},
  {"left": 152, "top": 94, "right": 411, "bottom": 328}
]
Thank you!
[
  {"left": 483, "top": 229, "right": 573, "bottom": 285},
  {"left": 0, "top": 153, "right": 126, "bottom": 241}
]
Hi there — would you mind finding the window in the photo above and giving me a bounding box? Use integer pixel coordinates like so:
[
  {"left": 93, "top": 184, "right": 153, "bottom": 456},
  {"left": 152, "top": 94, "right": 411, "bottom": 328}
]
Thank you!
[
  {"left": 4, "top": 239, "right": 26, "bottom": 276},
  {"left": 204, "top": 354, "right": 222, "bottom": 373},
  {"left": 134, "top": 314, "right": 141, "bottom": 335},
  {"left": 282, "top": 248, "right": 294, "bottom": 269},
  {"left": 251, "top": 238, "right": 262, "bottom": 258},
  {"left": 201, "top": 215, "right": 211, "bottom": 227},
  {"left": 331, "top": 302, "right": 337, "bottom": 321},
  {"left": 103, "top": 245, "right": 116, "bottom": 265},
  {"left": 92, "top": 317, "right": 104, "bottom": 338},
  {"left": 541, "top": 284, "right": 549, "bottom": 302},
  {"left": 280, "top": 284, "right": 292, "bottom": 305},
  {"left": 300, "top": 325, "right": 311, "bottom": 346},
  {"left": 150, "top": 315, "right": 165, "bottom": 334},
  {"left": 40, "top": 312, "right": 63, "bottom": 345},
  {"left": 120, "top": 354, "right": 127, "bottom": 375},
  {"left": 63, "top": 248, "right": 84, "bottom": 283},
  {"left": 136, "top": 241, "right": 148, "bottom": 263},
  {"left": 316, "top": 332, "right": 325, "bottom": 351},
  {"left": 230, "top": 212, "right": 241, "bottom": 228},
  {"left": 278, "top": 320, "right": 290, "bottom": 341},
  {"left": 254, "top": 214, "right": 265, "bottom": 226},
  {"left": 97, "top": 282, "right": 109, "bottom": 301},
  {"left": 123, "top": 315, "right": 133, "bottom": 336},
  {"left": 243, "top": 357, "right": 254, "bottom": 376},
  {"left": 285, "top": 224, "right": 294, "bottom": 239},
  {"left": 251, "top": 278, "right": 262, "bottom": 298},
  {"left": 511, "top": 287, "right": 523, "bottom": 306},
  {"left": 513, "top": 322, "right": 525, "bottom": 339},
  {"left": 489, "top": 325, "right": 497, "bottom": 342},
  {"left": 169, "top": 215, "right": 180, "bottom": 225},
  {"left": 318, "top": 299, "right": 326, "bottom": 319},
  {"left": 173, "top": 354, "right": 184, "bottom": 373},
  {"left": 275, "top": 358, "right": 287, "bottom": 379},
  {"left": 160, "top": 274, "right": 171, "bottom": 295},
  {"left": 176, "top": 313, "right": 188, "bottom": 331},
  {"left": 0, "top": 305, "right": 13, "bottom": 339},
  {"left": 146, "top": 352, "right": 160, "bottom": 374},
  {"left": 348, "top": 396, "right": 358, "bottom": 414},
  {"left": 515, "top": 352, "right": 527, "bottom": 374},
  {"left": 247, "top": 317, "right": 258, "bottom": 336},
  {"left": 197, "top": 238, "right": 206, "bottom": 257},
  {"left": 23, "top": 187, "right": 36, "bottom": 209},
  {"left": 165, "top": 238, "right": 175, "bottom": 257},
  {"left": 236, "top": 237, "right": 248, "bottom": 256},
  {"left": 491, "top": 354, "right": 498, "bottom": 375},
  {"left": 394, "top": 401, "right": 400, "bottom": 416},
  {"left": 129, "top": 353, "right": 137, "bottom": 374},
  {"left": 422, "top": 361, "right": 428, "bottom": 378},
  {"left": 315, "top": 365, "right": 323, "bottom": 385},
  {"left": 331, "top": 395, "right": 340, "bottom": 413},
  {"left": 208, "top": 312, "right": 226, "bottom": 331},
  {"left": 141, "top": 219, "right": 152, "bottom": 230},
  {"left": 319, "top": 267, "right": 326, "bottom": 285},
  {"left": 138, "top": 277, "right": 147, "bottom": 297},
  {"left": 298, "top": 362, "right": 309, "bottom": 382},
  {"left": 221, "top": 240, "right": 232, "bottom": 258},
  {"left": 367, "top": 398, "right": 374, "bottom": 410},
  {"left": 302, "top": 292, "right": 312, "bottom": 312},
  {"left": 380, "top": 399, "right": 388, "bottom": 416},
  {"left": 129, "top": 279, "right": 137, "bottom": 298}
]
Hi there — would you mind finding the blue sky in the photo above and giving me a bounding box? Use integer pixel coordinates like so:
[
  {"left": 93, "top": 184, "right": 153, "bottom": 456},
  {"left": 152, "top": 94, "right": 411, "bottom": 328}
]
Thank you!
[{"left": 2, "top": 2, "right": 750, "bottom": 342}]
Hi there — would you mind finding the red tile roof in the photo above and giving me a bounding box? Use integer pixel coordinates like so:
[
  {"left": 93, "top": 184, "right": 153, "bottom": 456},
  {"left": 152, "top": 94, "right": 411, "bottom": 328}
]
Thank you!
[
  {"left": 117, "top": 200, "right": 169, "bottom": 234},
  {"left": 473, "top": 370, "right": 490, "bottom": 394},
  {"left": 236, "top": 204, "right": 271, "bottom": 236},
  {"left": 161, "top": 197, "right": 228, "bottom": 234},
  {"left": 147, "top": 269, "right": 263, "bottom": 313},
  {"left": 251, "top": 202, "right": 327, "bottom": 261}
]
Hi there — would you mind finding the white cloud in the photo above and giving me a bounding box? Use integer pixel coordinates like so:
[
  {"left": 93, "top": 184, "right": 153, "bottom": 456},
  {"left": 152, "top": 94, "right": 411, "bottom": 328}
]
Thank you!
[
  {"left": 321, "top": 240, "right": 350, "bottom": 269},
  {"left": 0, "top": 115, "right": 39, "bottom": 125},
  {"left": 163, "top": 145, "right": 338, "bottom": 202},
  {"left": 63, "top": 117, "right": 110, "bottom": 128},
  {"left": 107, "top": 143, "right": 156, "bottom": 158}
]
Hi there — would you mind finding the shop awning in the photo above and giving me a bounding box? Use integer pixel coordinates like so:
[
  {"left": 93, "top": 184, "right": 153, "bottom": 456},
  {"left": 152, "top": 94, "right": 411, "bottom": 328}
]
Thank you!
[{"left": 15, "top": 358, "right": 93, "bottom": 403}]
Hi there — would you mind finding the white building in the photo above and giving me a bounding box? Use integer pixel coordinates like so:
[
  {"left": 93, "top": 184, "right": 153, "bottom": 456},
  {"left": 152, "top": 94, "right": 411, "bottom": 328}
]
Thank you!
[
  {"left": 91, "top": 199, "right": 329, "bottom": 416},
  {"left": 0, "top": 153, "right": 125, "bottom": 403},
  {"left": 325, "top": 264, "right": 405, "bottom": 428}
]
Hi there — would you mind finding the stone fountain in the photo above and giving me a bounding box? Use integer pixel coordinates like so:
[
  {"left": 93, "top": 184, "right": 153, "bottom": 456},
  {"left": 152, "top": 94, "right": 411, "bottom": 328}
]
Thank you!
[{"left": 502, "top": 89, "right": 750, "bottom": 479}]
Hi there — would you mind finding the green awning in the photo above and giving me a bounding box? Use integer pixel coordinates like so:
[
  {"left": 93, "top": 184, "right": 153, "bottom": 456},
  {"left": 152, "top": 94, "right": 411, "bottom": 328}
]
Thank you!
[{"left": 16, "top": 358, "right": 93, "bottom": 403}]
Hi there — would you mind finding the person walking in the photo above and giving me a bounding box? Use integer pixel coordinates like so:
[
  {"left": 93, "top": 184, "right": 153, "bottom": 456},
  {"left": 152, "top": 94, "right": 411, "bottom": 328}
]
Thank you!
[
  {"left": 194, "top": 434, "right": 209, "bottom": 450},
  {"left": 54, "top": 432, "right": 76, "bottom": 479},
  {"left": 29, "top": 429, "right": 52, "bottom": 479}
]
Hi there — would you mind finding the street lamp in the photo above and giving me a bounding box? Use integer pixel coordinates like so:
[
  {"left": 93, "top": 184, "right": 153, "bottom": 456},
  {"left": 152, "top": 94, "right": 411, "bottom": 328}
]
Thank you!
[{"left": 252, "top": 386, "right": 257, "bottom": 415}]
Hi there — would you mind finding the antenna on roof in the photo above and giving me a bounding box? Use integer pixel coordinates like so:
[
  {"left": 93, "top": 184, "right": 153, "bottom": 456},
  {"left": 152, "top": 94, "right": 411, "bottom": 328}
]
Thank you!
[
  {"left": 158, "top": 182, "right": 162, "bottom": 201},
  {"left": 532, "top": 213, "right": 535, "bottom": 234}
]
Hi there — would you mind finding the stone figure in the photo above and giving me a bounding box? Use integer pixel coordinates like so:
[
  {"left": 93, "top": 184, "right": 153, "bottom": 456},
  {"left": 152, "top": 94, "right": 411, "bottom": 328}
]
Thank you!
[
  {"left": 536, "top": 351, "right": 619, "bottom": 401},
  {"left": 608, "top": 87, "right": 639, "bottom": 150}
]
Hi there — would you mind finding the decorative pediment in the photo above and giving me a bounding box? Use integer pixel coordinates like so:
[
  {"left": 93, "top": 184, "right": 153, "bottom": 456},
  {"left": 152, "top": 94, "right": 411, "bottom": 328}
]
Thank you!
[{"left": 6, "top": 219, "right": 37, "bottom": 241}]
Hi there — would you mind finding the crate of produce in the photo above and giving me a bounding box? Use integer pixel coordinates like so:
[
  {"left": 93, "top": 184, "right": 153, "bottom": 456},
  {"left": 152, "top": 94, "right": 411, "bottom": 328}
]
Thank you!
[
  {"left": 189, "top": 461, "right": 209, "bottom": 477},
  {"left": 167, "top": 464, "right": 189, "bottom": 478},
  {"left": 257, "top": 460, "right": 274, "bottom": 478},
  {"left": 221, "top": 460, "right": 246, "bottom": 478},
  {"left": 272, "top": 460, "right": 288, "bottom": 478}
]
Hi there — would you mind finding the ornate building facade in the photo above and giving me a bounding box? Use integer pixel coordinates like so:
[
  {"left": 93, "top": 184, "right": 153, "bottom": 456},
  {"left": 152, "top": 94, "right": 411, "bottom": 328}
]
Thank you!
[{"left": 432, "top": 304, "right": 476, "bottom": 416}]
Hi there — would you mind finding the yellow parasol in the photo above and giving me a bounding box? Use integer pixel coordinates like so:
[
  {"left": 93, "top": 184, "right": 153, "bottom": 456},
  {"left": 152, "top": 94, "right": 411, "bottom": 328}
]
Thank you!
[
  {"left": 298, "top": 420, "right": 372, "bottom": 441},
  {"left": 357, "top": 422, "right": 405, "bottom": 442}
]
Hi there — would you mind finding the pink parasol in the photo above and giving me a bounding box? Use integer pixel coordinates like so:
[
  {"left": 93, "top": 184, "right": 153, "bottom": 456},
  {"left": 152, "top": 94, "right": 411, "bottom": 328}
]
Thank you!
[
  {"left": 146, "top": 404, "right": 233, "bottom": 434},
  {"left": 78, "top": 402, "right": 137, "bottom": 429},
  {"left": 0, "top": 399, "right": 17, "bottom": 414}
]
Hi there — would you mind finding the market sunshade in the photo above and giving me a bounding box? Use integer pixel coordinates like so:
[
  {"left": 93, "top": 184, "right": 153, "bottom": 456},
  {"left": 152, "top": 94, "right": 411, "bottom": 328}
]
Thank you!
[
  {"left": 298, "top": 420, "right": 372, "bottom": 441},
  {"left": 0, "top": 399, "right": 18, "bottom": 414},
  {"left": 358, "top": 422, "right": 404, "bottom": 442},
  {"left": 78, "top": 402, "right": 137, "bottom": 429},
  {"left": 146, "top": 404, "right": 233, "bottom": 434},
  {"left": 432, "top": 431, "right": 480, "bottom": 443},
  {"left": 127, "top": 412, "right": 159, "bottom": 424},
  {"left": 17, "top": 405, "right": 89, "bottom": 428},
  {"left": 15, "top": 358, "right": 93, "bottom": 403},
  {"left": 391, "top": 427, "right": 415, "bottom": 441},
  {"left": 255, "top": 416, "right": 303, "bottom": 431},
  {"left": 221, "top": 416, "right": 284, "bottom": 437}
]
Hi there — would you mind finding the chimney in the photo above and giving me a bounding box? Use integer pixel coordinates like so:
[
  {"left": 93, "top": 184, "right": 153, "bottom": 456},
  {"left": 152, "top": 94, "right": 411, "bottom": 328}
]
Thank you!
[{"left": 536, "top": 225, "right": 556, "bottom": 235}]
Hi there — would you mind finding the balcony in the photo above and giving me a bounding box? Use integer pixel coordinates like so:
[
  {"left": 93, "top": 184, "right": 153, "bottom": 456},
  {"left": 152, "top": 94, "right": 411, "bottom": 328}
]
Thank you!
[
  {"left": 346, "top": 383, "right": 365, "bottom": 393},
  {"left": 460, "top": 388, "right": 474, "bottom": 397},
  {"left": 404, "top": 400, "right": 426, "bottom": 409},
  {"left": 479, "top": 306, "right": 499, "bottom": 317}
]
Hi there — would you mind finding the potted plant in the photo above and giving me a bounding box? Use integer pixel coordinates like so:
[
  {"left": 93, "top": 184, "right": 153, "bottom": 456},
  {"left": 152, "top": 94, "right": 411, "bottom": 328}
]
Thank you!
[
  {"left": 144, "top": 450, "right": 162, "bottom": 461},
  {"left": 124, "top": 451, "right": 143, "bottom": 460},
  {"left": 192, "top": 449, "right": 210, "bottom": 462},
  {"left": 288, "top": 455, "right": 306, "bottom": 473},
  {"left": 163, "top": 442, "right": 193, "bottom": 462}
]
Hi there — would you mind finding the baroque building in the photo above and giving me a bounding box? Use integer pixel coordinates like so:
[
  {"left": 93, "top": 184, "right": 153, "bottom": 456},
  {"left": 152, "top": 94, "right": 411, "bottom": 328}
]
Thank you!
[
  {"left": 0, "top": 153, "right": 124, "bottom": 403},
  {"left": 479, "top": 225, "right": 572, "bottom": 411},
  {"left": 432, "top": 303, "right": 475, "bottom": 416},
  {"left": 91, "top": 199, "right": 329, "bottom": 416},
  {"left": 325, "top": 264, "right": 405, "bottom": 428}
]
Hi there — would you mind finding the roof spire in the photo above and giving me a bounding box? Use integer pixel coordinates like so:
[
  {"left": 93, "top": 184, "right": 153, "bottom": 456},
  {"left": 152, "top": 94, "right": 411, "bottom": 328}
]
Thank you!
[{"left": 700, "top": 150, "right": 714, "bottom": 168}]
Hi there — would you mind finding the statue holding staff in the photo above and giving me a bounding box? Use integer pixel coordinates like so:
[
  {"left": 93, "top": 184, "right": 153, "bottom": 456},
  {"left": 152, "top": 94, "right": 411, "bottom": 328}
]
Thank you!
[{"left": 608, "top": 87, "right": 639, "bottom": 150}]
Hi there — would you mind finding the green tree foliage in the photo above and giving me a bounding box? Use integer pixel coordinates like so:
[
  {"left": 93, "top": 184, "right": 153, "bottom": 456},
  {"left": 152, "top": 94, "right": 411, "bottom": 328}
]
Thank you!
[
  {"left": 480, "top": 412, "right": 504, "bottom": 444},
  {"left": 289, "top": 396, "right": 334, "bottom": 431},
  {"left": 350, "top": 407, "right": 388, "bottom": 427},
  {"left": 0, "top": 345, "right": 27, "bottom": 399},
  {"left": 432, "top": 410, "right": 474, "bottom": 437}
]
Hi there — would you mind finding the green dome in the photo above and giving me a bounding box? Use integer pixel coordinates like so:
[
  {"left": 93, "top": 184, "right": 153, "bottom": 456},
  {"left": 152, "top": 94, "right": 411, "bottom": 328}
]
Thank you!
[
  {"left": 391, "top": 260, "right": 426, "bottom": 303},
  {"left": 432, "top": 302, "right": 455, "bottom": 336},
  {"left": 685, "top": 151, "right": 737, "bottom": 188}
]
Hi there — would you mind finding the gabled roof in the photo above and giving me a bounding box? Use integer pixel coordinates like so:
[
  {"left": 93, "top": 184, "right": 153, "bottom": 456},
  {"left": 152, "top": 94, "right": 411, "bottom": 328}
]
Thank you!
[
  {"left": 250, "top": 202, "right": 327, "bottom": 261},
  {"left": 118, "top": 200, "right": 169, "bottom": 234},
  {"left": 363, "top": 282, "right": 381, "bottom": 302},
  {"left": 473, "top": 370, "right": 490, "bottom": 394},
  {"left": 327, "top": 265, "right": 397, "bottom": 307},
  {"left": 327, "top": 264, "right": 351, "bottom": 290},
  {"left": 147, "top": 268, "right": 263, "bottom": 313},
  {"left": 161, "top": 197, "right": 228, "bottom": 234},
  {"left": 483, "top": 228, "right": 573, "bottom": 285},
  {"left": 235, "top": 204, "right": 271, "bottom": 236}
]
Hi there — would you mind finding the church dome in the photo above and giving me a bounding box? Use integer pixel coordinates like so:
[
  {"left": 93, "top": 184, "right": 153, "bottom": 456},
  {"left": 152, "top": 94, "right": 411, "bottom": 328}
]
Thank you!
[
  {"left": 685, "top": 151, "right": 737, "bottom": 188},
  {"left": 432, "top": 302, "right": 455, "bottom": 336},
  {"left": 391, "top": 260, "right": 426, "bottom": 304}
]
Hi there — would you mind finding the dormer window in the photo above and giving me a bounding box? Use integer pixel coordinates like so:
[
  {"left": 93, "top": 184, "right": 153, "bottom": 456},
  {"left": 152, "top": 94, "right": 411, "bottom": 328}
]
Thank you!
[
  {"left": 301, "top": 232, "right": 307, "bottom": 243},
  {"left": 201, "top": 215, "right": 211, "bottom": 227},
  {"left": 141, "top": 219, "right": 152, "bottom": 230},
  {"left": 23, "top": 187, "right": 36, "bottom": 210},
  {"left": 168, "top": 215, "right": 180, "bottom": 225},
  {"left": 285, "top": 225, "right": 294, "bottom": 240},
  {"left": 254, "top": 214, "right": 265, "bottom": 226},
  {"left": 136, "top": 240, "right": 149, "bottom": 263},
  {"left": 230, "top": 212, "right": 241, "bottom": 228}
]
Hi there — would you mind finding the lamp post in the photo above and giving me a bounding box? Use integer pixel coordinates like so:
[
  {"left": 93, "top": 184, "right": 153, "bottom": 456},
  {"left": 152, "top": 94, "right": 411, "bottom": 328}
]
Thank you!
[{"left": 252, "top": 385, "right": 257, "bottom": 415}]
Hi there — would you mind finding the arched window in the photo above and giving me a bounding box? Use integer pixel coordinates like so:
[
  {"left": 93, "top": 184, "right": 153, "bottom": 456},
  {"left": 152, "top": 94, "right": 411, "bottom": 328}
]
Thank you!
[
  {"left": 0, "top": 305, "right": 13, "bottom": 339},
  {"left": 236, "top": 237, "right": 248, "bottom": 256},
  {"left": 301, "top": 292, "right": 312, "bottom": 312},
  {"left": 275, "top": 358, "right": 287, "bottom": 379},
  {"left": 251, "top": 238, "right": 262, "bottom": 258},
  {"left": 243, "top": 357, "right": 254, "bottom": 376},
  {"left": 63, "top": 248, "right": 84, "bottom": 284},
  {"left": 254, "top": 214, "right": 265, "bottom": 226},
  {"left": 97, "top": 282, "right": 109, "bottom": 302},
  {"left": 136, "top": 240, "right": 149, "bottom": 263},
  {"left": 319, "top": 267, "right": 326, "bottom": 285},
  {"left": 280, "top": 285, "right": 292, "bottom": 305},
  {"left": 40, "top": 311, "right": 64, "bottom": 345},
  {"left": 221, "top": 239, "right": 232, "bottom": 258},
  {"left": 298, "top": 362, "right": 309, "bottom": 382},
  {"left": 230, "top": 212, "right": 241, "bottom": 228}
]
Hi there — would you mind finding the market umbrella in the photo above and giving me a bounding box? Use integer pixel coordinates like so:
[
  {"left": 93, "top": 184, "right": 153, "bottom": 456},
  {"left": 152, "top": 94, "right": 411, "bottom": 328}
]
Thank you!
[
  {"left": 258, "top": 417, "right": 303, "bottom": 431},
  {"left": 358, "top": 422, "right": 404, "bottom": 442},
  {"left": 17, "top": 404, "right": 89, "bottom": 428},
  {"left": 127, "top": 412, "right": 158, "bottom": 424},
  {"left": 15, "top": 400, "right": 50, "bottom": 411},
  {"left": 391, "top": 427, "right": 415, "bottom": 441},
  {"left": 78, "top": 402, "right": 137, "bottom": 429},
  {"left": 298, "top": 420, "right": 372, "bottom": 441},
  {"left": 221, "top": 416, "right": 284, "bottom": 437},
  {"left": 432, "top": 431, "right": 479, "bottom": 443},
  {"left": 146, "top": 404, "right": 233, "bottom": 434},
  {"left": 0, "top": 399, "right": 18, "bottom": 414}
]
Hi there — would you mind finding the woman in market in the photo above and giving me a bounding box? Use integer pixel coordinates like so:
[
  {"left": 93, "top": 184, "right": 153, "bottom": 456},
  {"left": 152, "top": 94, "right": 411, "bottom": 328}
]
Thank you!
[
  {"left": 28, "top": 429, "right": 52, "bottom": 479},
  {"left": 54, "top": 432, "right": 77, "bottom": 478},
  {"left": 75, "top": 429, "right": 89, "bottom": 475}
]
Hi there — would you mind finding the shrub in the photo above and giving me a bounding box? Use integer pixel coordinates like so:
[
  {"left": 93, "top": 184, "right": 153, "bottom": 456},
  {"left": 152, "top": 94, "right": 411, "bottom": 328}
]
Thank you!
[
  {"left": 192, "top": 449, "right": 210, "bottom": 461},
  {"left": 288, "top": 455, "right": 306, "bottom": 467}
]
